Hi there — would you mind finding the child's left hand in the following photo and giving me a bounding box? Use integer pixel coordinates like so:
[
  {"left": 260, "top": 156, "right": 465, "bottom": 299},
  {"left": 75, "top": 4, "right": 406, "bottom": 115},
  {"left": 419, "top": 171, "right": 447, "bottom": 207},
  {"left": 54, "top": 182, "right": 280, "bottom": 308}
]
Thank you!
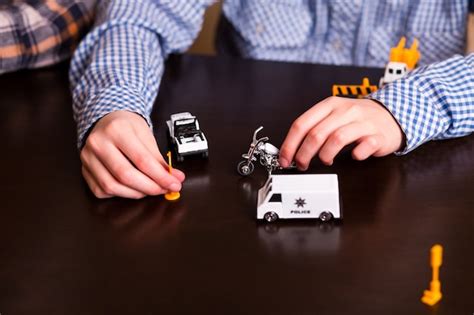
[{"left": 279, "top": 96, "right": 404, "bottom": 170}]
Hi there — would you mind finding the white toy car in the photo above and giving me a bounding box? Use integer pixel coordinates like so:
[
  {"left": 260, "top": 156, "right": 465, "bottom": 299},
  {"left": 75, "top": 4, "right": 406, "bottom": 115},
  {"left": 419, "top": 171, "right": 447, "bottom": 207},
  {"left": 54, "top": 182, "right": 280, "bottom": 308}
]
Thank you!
[
  {"left": 167, "top": 112, "right": 208, "bottom": 162},
  {"left": 257, "top": 174, "right": 341, "bottom": 222},
  {"left": 379, "top": 61, "right": 407, "bottom": 87}
]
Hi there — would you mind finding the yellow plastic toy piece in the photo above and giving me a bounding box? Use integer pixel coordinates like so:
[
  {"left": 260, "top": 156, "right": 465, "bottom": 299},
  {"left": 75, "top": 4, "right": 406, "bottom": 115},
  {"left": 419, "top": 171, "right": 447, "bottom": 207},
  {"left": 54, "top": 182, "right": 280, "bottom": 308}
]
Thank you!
[
  {"left": 389, "top": 37, "right": 420, "bottom": 70},
  {"left": 164, "top": 151, "right": 180, "bottom": 201},
  {"left": 332, "top": 77, "right": 378, "bottom": 98},
  {"left": 421, "top": 244, "right": 443, "bottom": 306}
]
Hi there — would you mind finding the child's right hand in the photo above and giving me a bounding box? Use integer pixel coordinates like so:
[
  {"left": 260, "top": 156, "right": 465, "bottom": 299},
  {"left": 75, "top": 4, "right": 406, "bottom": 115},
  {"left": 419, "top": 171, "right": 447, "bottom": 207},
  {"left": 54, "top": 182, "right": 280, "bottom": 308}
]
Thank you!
[
  {"left": 80, "top": 110, "right": 185, "bottom": 199},
  {"left": 279, "top": 97, "right": 405, "bottom": 170}
]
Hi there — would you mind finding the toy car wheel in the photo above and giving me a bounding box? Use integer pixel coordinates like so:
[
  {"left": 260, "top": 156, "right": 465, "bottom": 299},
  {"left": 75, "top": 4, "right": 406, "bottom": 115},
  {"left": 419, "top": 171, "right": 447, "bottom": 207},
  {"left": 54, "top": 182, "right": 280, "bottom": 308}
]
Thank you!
[
  {"left": 176, "top": 154, "right": 184, "bottom": 162},
  {"left": 237, "top": 160, "right": 254, "bottom": 176},
  {"left": 264, "top": 211, "right": 279, "bottom": 223},
  {"left": 202, "top": 151, "right": 209, "bottom": 159},
  {"left": 319, "top": 211, "right": 333, "bottom": 222}
]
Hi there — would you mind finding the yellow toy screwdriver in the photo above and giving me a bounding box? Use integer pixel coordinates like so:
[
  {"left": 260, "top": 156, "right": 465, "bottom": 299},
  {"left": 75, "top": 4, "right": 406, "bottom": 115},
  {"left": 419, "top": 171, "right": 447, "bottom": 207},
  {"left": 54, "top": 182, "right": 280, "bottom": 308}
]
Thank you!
[
  {"left": 164, "top": 151, "right": 181, "bottom": 201},
  {"left": 421, "top": 244, "right": 443, "bottom": 306}
]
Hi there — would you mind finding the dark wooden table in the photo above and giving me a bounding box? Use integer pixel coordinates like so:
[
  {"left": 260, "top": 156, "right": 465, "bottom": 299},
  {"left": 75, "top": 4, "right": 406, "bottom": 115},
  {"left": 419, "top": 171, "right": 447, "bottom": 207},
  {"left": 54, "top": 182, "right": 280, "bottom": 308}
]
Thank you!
[{"left": 0, "top": 55, "right": 473, "bottom": 315}]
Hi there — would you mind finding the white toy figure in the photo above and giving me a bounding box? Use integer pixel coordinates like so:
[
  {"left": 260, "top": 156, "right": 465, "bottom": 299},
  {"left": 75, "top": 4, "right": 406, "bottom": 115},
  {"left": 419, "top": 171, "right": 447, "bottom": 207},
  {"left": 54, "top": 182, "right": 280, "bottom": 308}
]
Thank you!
[
  {"left": 237, "top": 126, "right": 294, "bottom": 176},
  {"left": 379, "top": 61, "right": 408, "bottom": 87},
  {"left": 257, "top": 174, "right": 341, "bottom": 222},
  {"left": 167, "top": 112, "right": 208, "bottom": 162},
  {"left": 379, "top": 37, "right": 420, "bottom": 87}
]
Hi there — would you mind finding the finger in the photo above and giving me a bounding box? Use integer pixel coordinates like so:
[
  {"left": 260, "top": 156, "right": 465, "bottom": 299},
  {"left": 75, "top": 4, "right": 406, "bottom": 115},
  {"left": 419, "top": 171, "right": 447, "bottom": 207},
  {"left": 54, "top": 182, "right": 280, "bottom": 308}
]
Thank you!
[
  {"left": 81, "top": 166, "right": 112, "bottom": 199},
  {"left": 352, "top": 135, "right": 384, "bottom": 161},
  {"left": 99, "top": 145, "right": 168, "bottom": 195},
  {"left": 134, "top": 126, "right": 165, "bottom": 162},
  {"left": 82, "top": 148, "right": 151, "bottom": 198},
  {"left": 294, "top": 108, "right": 355, "bottom": 169},
  {"left": 279, "top": 97, "right": 336, "bottom": 167},
  {"left": 151, "top": 154, "right": 185, "bottom": 183},
  {"left": 318, "top": 122, "right": 374, "bottom": 165},
  {"left": 114, "top": 135, "right": 183, "bottom": 191},
  {"left": 133, "top": 128, "right": 186, "bottom": 183},
  {"left": 170, "top": 168, "right": 186, "bottom": 182},
  {"left": 151, "top": 153, "right": 185, "bottom": 183}
]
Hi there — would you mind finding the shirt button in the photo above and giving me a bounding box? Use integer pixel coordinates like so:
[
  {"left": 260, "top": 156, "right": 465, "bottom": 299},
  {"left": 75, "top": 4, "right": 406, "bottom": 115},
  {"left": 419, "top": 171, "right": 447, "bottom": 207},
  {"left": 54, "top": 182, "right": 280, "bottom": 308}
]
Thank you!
[
  {"left": 256, "top": 24, "right": 264, "bottom": 35},
  {"left": 353, "top": 0, "right": 362, "bottom": 7},
  {"left": 332, "top": 39, "right": 343, "bottom": 51}
]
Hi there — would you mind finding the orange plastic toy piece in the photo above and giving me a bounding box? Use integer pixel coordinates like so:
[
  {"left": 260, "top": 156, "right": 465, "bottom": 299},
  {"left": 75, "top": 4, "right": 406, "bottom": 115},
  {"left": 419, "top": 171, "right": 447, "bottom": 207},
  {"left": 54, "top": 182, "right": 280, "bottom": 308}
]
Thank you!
[
  {"left": 164, "top": 151, "right": 180, "bottom": 201},
  {"left": 421, "top": 244, "right": 443, "bottom": 306},
  {"left": 389, "top": 37, "right": 420, "bottom": 70},
  {"left": 332, "top": 77, "right": 378, "bottom": 98}
]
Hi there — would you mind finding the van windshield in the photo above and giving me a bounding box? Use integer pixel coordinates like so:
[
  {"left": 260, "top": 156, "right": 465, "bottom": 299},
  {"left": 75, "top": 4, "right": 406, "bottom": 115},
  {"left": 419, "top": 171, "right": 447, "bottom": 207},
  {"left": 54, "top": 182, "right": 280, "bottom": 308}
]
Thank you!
[
  {"left": 262, "top": 180, "right": 272, "bottom": 200},
  {"left": 268, "top": 193, "right": 282, "bottom": 202}
]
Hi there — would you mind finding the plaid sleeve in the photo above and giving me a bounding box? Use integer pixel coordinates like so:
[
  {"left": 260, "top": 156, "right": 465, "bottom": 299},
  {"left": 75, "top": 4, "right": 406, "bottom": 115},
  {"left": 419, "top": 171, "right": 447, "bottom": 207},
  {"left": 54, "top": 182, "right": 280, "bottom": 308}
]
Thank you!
[
  {"left": 69, "top": 0, "right": 214, "bottom": 148},
  {"left": 0, "top": 0, "right": 95, "bottom": 74},
  {"left": 370, "top": 54, "right": 474, "bottom": 154}
]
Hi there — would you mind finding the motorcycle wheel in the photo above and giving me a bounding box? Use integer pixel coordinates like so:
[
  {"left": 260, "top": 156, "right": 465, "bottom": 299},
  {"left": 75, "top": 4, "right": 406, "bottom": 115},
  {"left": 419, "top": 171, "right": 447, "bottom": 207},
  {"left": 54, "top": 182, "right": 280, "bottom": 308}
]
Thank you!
[{"left": 237, "top": 160, "right": 254, "bottom": 176}]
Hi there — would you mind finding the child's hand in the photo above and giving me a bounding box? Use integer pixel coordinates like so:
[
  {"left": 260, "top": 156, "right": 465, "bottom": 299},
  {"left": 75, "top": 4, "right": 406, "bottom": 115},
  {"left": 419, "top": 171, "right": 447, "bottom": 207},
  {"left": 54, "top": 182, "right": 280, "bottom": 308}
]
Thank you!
[
  {"left": 80, "top": 110, "right": 185, "bottom": 199},
  {"left": 279, "top": 97, "right": 404, "bottom": 170}
]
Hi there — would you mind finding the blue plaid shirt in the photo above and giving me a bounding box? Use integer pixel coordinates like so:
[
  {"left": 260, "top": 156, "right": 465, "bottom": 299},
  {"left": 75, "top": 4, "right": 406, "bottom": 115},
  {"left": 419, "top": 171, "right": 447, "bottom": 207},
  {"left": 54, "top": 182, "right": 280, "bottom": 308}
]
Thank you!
[{"left": 70, "top": 0, "right": 474, "bottom": 152}]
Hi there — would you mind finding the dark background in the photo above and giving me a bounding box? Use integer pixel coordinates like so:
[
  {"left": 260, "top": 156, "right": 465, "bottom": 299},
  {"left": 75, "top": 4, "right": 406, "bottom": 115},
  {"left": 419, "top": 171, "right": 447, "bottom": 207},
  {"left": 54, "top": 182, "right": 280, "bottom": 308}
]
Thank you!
[{"left": 0, "top": 55, "right": 473, "bottom": 314}]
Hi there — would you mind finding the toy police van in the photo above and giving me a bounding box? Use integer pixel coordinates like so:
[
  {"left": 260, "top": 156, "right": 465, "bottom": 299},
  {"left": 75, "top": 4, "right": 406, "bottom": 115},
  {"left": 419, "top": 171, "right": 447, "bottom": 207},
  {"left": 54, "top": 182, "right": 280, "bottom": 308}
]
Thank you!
[
  {"left": 167, "top": 112, "right": 208, "bottom": 162},
  {"left": 257, "top": 174, "right": 341, "bottom": 222}
]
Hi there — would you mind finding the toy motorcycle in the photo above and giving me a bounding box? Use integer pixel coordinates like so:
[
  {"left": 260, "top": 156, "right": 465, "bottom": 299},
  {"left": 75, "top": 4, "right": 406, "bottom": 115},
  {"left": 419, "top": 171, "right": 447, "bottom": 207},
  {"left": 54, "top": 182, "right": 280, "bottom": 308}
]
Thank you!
[{"left": 237, "top": 126, "right": 292, "bottom": 176}]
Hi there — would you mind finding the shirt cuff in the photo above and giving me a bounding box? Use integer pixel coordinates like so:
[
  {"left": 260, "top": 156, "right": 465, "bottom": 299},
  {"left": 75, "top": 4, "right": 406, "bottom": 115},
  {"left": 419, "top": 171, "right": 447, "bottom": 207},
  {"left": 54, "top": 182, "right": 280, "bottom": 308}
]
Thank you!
[
  {"left": 368, "top": 79, "right": 442, "bottom": 155},
  {"left": 74, "top": 85, "right": 152, "bottom": 149}
]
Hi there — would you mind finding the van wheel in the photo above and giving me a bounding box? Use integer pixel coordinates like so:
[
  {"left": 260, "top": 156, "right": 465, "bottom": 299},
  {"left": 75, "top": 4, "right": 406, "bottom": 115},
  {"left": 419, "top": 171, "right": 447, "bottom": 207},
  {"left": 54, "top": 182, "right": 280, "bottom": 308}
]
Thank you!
[
  {"left": 264, "top": 211, "right": 279, "bottom": 222},
  {"left": 237, "top": 160, "right": 254, "bottom": 176},
  {"left": 319, "top": 211, "right": 333, "bottom": 222}
]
